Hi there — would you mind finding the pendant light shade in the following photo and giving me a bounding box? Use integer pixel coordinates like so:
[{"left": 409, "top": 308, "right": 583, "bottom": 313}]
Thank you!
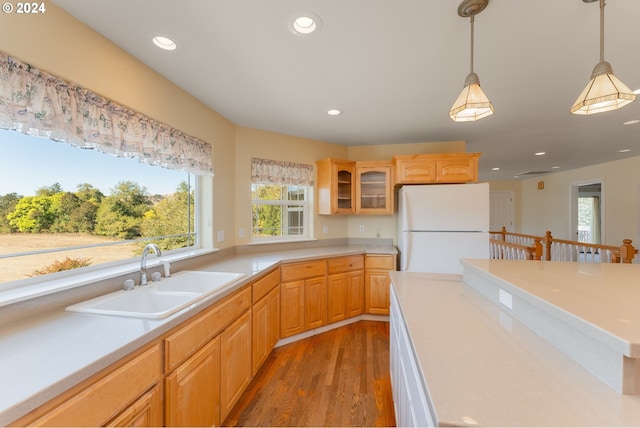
[
  {"left": 449, "top": 72, "right": 494, "bottom": 122},
  {"left": 449, "top": 0, "right": 493, "bottom": 122},
  {"left": 571, "top": 0, "right": 635, "bottom": 115}
]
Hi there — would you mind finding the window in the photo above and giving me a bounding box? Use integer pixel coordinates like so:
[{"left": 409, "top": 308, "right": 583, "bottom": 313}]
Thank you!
[
  {"left": 251, "top": 158, "right": 313, "bottom": 241},
  {"left": 0, "top": 129, "right": 199, "bottom": 285},
  {"left": 0, "top": 52, "right": 213, "bottom": 288},
  {"left": 251, "top": 183, "right": 309, "bottom": 239}
]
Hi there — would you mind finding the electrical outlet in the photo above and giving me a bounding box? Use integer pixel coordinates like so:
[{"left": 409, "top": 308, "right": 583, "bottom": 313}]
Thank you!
[
  {"left": 323, "top": 226, "right": 329, "bottom": 234},
  {"left": 359, "top": 224, "right": 365, "bottom": 233},
  {"left": 499, "top": 288, "right": 513, "bottom": 309},
  {"left": 238, "top": 228, "right": 245, "bottom": 239},
  {"left": 217, "top": 230, "right": 224, "bottom": 242}
]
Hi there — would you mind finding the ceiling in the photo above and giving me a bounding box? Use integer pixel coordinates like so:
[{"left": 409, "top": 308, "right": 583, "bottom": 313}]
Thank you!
[{"left": 52, "top": 0, "right": 640, "bottom": 180}]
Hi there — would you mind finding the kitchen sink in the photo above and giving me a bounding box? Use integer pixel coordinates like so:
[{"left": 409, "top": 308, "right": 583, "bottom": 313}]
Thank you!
[
  {"left": 152, "top": 271, "right": 245, "bottom": 294},
  {"left": 66, "top": 270, "right": 245, "bottom": 319}
]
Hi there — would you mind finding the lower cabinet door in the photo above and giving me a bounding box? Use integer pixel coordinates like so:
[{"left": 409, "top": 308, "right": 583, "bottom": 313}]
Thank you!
[
  {"left": 281, "top": 280, "right": 305, "bottom": 338},
  {"left": 220, "top": 310, "right": 252, "bottom": 421},
  {"left": 304, "top": 276, "right": 327, "bottom": 330},
  {"left": 366, "top": 270, "right": 391, "bottom": 315},
  {"left": 165, "top": 336, "right": 221, "bottom": 427},
  {"left": 252, "top": 286, "right": 280, "bottom": 376}
]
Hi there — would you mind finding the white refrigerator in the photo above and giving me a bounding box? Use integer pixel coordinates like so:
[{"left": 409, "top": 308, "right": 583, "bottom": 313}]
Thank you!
[{"left": 398, "top": 183, "right": 490, "bottom": 274}]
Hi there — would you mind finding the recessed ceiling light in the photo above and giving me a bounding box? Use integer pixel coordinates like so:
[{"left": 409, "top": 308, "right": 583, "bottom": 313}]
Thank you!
[
  {"left": 327, "top": 109, "right": 342, "bottom": 116},
  {"left": 513, "top": 175, "right": 520, "bottom": 179},
  {"left": 289, "top": 13, "right": 322, "bottom": 35},
  {"left": 535, "top": 152, "right": 546, "bottom": 156},
  {"left": 491, "top": 167, "right": 500, "bottom": 171},
  {"left": 619, "top": 149, "right": 631, "bottom": 153},
  {"left": 152, "top": 36, "right": 176, "bottom": 51},
  {"left": 552, "top": 166, "right": 560, "bottom": 169},
  {"left": 623, "top": 119, "right": 640, "bottom": 125}
]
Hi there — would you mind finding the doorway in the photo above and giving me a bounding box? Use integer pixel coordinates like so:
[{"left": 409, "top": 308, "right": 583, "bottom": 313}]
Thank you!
[{"left": 571, "top": 181, "right": 603, "bottom": 244}]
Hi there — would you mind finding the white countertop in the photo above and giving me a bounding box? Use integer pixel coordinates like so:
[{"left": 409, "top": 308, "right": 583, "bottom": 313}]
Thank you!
[
  {"left": 0, "top": 244, "right": 395, "bottom": 425},
  {"left": 462, "top": 259, "right": 640, "bottom": 356},
  {"left": 390, "top": 268, "right": 640, "bottom": 427}
]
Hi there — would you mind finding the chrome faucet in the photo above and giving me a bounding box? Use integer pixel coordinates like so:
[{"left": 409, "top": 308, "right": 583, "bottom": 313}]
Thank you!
[{"left": 140, "top": 243, "right": 162, "bottom": 285}]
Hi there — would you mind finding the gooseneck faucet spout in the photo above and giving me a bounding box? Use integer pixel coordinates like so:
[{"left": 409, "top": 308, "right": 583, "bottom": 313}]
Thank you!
[{"left": 140, "top": 243, "right": 162, "bottom": 285}]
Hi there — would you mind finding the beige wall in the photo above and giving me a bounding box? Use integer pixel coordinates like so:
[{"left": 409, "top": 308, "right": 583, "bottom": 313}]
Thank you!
[
  {"left": 521, "top": 156, "right": 640, "bottom": 246},
  {"left": 347, "top": 141, "right": 466, "bottom": 161}
]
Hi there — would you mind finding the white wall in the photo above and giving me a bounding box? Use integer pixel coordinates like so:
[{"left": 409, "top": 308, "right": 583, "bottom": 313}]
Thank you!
[{"left": 521, "top": 155, "right": 640, "bottom": 246}]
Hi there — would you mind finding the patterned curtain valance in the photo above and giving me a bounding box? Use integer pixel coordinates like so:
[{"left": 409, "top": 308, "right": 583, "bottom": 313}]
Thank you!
[
  {"left": 251, "top": 157, "right": 314, "bottom": 186},
  {"left": 0, "top": 52, "right": 213, "bottom": 175}
]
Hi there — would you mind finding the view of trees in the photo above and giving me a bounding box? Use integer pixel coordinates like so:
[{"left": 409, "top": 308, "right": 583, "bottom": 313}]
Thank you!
[
  {"left": 252, "top": 184, "right": 282, "bottom": 237},
  {"left": 0, "top": 180, "right": 194, "bottom": 252}
]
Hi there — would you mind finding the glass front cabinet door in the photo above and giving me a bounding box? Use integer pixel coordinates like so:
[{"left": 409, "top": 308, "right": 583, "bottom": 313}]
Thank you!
[
  {"left": 355, "top": 161, "right": 393, "bottom": 215},
  {"left": 316, "top": 158, "right": 355, "bottom": 214}
]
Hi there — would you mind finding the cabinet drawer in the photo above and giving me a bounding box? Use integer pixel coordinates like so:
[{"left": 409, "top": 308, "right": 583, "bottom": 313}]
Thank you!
[
  {"left": 365, "top": 255, "right": 396, "bottom": 270},
  {"left": 327, "top": 255, "right": 364, "bottom": 274},
  {"left": 281, "top": 260, "right": 327, "bottom": 282},
  {"left": 165, "top": 286, "right": 251, "bottom": 372},
  {"left": 29, "top": 345, "right": 162, "bottom": 427},
  {"left": 252, "top": 268, "right": 280, "bottom": 302}
]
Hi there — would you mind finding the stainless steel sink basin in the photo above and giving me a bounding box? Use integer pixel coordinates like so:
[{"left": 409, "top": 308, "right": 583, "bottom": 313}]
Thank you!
[{"left": 66, "top": 270, "right": 246, "bottom": 319}]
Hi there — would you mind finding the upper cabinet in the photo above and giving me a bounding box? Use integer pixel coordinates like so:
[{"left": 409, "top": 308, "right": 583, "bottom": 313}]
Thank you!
[
  {"left": 317, "top": 153, "right": 481, "bottom": 215},
  {"left": 316, "top": 158, "right": 355, "bottom": 215},
  {"left": 355, "top": 161, "right": 393, "bottom": 215},
  {"left": 393, "top": 153, "right": 480, "bottom": 184},
  {"left": 317, "top": 158, "right": 394, "bottom": 215}
]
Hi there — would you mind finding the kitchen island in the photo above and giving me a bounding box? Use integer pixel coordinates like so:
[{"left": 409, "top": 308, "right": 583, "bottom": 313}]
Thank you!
[{"left": 389, "top": 260, "right": 640, "bottom": 427}]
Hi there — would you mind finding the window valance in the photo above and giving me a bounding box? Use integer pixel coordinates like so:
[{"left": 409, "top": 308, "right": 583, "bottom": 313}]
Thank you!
[
  {"left": 251, "top": 157, "right": 313, "bottom": 186},
  {"left": 0, "top": 52, "right": 213, "bottom": 175}
]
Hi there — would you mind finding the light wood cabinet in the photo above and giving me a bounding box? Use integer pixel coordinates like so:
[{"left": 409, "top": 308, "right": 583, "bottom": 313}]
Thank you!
[
  {"left": 316, "top": 158, "right": 355, "bottom": 214},
  {"left": 280, "top": 260, "right": 328, "bottom": 338},
  {"left": 280, "top": 279, "right": 305, "bottom": 337},
  {"left": 18, "top": 345, "right": 163, "bottom": 427},
  {"left": 252, "top": 269, "right": 280, "bottom": 376},
  {"left": 355, "top": 161, "right": 394, "bottom": 214},
  {"left": 304, "top": 276, "right": 328, "bottom": 330},
  {"left": 107, "top": 384, "right": 162, "bottom": 427},
  {"left": 327, "top": 255, "right": 364, "bottom": 323},
  {"left": 365, "top": 254, "right": 396, "bottom": 315},
  {"left": 164, "top": 286, "right": 251, "bottom": 427},
  {"left": 220, "top": 310, "right": 252, "bottom": 421},
  {"left": 393, "top": 153, "right": 480, "bottom": 184},
  {"left": 316, "top": 158, "right": 393, "bottom": 215},
  {"left": 165, "top": 336, "right": 221, "bottom": 427}
]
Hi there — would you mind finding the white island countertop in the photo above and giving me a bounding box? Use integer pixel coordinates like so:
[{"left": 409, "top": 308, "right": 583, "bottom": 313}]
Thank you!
[{"left": 390, "top": 266, "right": 640, "bottom": 427}]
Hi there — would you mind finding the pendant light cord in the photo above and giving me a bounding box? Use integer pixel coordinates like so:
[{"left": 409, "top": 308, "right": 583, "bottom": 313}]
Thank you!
[
  {"left": 600, "top": 0, "right": 605, "bottom": 62},
  {"left": 470, "top": 14, "right": 475, "bottom": 74}
]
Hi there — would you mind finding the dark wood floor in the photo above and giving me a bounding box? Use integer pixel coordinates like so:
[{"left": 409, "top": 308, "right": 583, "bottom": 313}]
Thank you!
[{"left": 223, "top": 320, "right": 396, "bottom": 427}]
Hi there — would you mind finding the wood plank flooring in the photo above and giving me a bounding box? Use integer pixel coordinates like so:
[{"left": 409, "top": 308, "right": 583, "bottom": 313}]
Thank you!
[{"left": 223, "top": 320, "right": 396, "bottom": 427}]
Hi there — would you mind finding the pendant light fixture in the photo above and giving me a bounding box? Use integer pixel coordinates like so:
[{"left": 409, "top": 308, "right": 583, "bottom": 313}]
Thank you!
[
  {"left": 570, "top": 0, "right": 635, "bottom": 115},
  {"left": 449, "top": 0, "right": 494, "bottom": 122}
]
